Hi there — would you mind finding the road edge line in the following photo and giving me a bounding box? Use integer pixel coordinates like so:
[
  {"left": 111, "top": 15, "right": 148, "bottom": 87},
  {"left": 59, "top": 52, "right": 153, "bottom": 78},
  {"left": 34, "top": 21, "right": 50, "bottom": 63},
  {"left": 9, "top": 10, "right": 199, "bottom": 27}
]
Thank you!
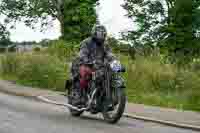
[{"left": 124, "top": 113, "right": 200, "bottom": 131}]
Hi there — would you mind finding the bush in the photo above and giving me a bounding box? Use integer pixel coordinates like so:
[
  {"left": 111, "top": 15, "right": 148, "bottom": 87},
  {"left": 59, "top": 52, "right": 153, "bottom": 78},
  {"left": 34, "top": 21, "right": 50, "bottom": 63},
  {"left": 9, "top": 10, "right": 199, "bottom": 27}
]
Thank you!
[
  {"left": 33, "top": 47, "right": 41, "bottom": 52},
  {"left": 0, "top": 53, "right": 20, "bottom": 75},
  {"left": 45, "top": 40, "right": 79, "bottom": 61}
]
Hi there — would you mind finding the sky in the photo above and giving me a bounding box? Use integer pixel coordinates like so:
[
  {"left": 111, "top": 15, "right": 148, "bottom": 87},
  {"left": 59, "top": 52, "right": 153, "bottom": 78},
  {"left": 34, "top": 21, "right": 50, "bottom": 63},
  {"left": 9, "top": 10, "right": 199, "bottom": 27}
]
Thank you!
[{"left": 0, "top": 0, "right": 133, "bottom": 42}]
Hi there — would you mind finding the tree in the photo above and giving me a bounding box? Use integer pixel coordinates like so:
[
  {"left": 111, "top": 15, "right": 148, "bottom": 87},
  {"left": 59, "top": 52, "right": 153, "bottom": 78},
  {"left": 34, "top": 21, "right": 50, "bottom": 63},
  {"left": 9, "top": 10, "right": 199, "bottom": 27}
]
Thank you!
[
  {"left": 107, "top": 36, "right": 131, "bottom": 55},
  {"left": 123, "top": 0, "right": 195, "bottom": 56},
  {"left": 0, "top": 23, "right": 10, "bottom": 47},
  {"left": 107, "top": 36, "right": 120, "bottom": 51},
  {"left": 193, "top": 0, "right": 200, "bottom": 38},
  {"left": 122, "top": 0, "right": 168, "bottom": 45},
  {"left": 0, "top": 0, "right": 99, "bottom": 42},
  {"left": 0, "top": 23, "right": 9, "bottom": 40}
]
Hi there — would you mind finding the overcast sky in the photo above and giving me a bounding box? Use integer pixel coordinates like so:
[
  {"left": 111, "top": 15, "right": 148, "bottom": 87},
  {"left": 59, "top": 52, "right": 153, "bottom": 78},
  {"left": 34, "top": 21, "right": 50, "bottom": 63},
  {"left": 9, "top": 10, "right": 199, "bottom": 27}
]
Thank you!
[{"left": 0, "top": 0, "right": 133, "bottom": 42}]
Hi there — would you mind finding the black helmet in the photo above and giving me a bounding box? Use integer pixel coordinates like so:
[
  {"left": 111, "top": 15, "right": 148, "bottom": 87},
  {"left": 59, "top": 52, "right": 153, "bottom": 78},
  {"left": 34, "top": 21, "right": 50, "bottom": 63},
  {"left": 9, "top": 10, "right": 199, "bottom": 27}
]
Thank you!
[{"left": 91, "top": 24, "right": 107, "bottom": 43}]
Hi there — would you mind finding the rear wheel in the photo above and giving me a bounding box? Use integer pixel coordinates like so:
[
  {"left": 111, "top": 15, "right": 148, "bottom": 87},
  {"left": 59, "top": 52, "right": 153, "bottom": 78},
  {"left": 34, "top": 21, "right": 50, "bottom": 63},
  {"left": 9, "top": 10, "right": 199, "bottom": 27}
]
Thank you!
[{"left": 102, "top": 87, "right": 126, "bottom": 124}]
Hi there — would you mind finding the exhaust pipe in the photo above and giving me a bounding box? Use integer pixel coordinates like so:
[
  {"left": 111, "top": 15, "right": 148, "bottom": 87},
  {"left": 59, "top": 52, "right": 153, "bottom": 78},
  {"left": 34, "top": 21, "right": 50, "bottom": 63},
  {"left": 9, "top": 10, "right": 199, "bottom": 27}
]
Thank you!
[
  {"left": 62, "top": 102, "right": 87, "bottom": 112},
  {"left": 37, "top": 96, "right": 87, "bottom": 112},
  {"left": 38, "top": 88, "right": 97, "bottom": 112}
]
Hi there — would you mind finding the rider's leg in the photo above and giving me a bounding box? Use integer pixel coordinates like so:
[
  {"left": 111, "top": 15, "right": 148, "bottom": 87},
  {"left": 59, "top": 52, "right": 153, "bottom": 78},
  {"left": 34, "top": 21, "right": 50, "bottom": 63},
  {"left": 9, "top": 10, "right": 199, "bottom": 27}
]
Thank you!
[
  {"left": 71, "top": 78, "right": 82, "bottom": 106},
  {"left": 71, "top": 61, "right": 82, "bottom": 106}
]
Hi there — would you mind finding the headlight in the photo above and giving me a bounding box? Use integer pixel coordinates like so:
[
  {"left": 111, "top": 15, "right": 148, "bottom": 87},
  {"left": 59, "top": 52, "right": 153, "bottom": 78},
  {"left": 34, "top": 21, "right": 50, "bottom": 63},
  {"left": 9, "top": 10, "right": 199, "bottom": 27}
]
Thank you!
[{"left": 110, "top": 60, "right": 121, "bottom": 72}]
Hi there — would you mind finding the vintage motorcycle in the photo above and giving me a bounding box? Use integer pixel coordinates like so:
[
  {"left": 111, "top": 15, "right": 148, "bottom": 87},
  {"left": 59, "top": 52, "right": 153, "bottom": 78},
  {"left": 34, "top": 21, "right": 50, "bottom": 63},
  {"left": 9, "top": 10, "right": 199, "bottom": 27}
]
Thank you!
[{"left": 66, "top": 60, "right": 126, "bottom": 124}]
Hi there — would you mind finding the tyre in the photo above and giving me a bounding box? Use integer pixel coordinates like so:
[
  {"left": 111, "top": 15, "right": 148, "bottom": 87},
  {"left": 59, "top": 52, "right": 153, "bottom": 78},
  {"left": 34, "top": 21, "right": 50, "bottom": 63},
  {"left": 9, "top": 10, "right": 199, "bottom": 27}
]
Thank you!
[{"left": 102, "top": 87, "right": 126, "bottom": 124}]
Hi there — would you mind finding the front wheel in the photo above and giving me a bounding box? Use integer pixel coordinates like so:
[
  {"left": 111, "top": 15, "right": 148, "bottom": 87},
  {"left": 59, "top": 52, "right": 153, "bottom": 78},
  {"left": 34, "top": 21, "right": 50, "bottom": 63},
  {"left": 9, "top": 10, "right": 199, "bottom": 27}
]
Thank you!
[{"left": 102, "top": 87, "right": 126, "bottom": 124}]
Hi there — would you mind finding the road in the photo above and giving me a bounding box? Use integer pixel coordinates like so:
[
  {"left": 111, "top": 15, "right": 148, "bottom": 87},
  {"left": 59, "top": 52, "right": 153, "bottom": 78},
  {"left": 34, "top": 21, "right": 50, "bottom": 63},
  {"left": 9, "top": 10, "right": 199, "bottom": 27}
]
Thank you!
[{"left": 0, "top": 92, "right": 198, "bottom": 133}]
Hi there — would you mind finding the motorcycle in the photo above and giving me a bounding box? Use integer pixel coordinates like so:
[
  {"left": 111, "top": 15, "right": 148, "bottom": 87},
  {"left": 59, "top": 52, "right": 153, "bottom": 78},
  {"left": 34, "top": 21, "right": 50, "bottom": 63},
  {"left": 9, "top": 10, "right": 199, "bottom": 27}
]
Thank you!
[{"left": 65, "top": 60, "right": 126, "bottom": 124}]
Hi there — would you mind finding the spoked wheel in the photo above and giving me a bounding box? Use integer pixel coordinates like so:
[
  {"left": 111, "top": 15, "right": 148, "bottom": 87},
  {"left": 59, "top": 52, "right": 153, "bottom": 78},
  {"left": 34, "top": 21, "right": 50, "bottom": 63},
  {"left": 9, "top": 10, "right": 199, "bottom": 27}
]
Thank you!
[{"left": 102, "top": 87, "right": 126, "bottom": 124}]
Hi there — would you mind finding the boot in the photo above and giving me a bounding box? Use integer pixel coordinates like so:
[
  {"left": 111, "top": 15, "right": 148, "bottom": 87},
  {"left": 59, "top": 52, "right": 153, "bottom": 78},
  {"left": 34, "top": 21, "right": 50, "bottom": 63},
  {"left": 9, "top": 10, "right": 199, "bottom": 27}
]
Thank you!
[
  {"left": 72, "top": 90, "right": 82, "bottom": 107},
  {"left": 71, "top": 80, "right": 82, "bottom": 107}
]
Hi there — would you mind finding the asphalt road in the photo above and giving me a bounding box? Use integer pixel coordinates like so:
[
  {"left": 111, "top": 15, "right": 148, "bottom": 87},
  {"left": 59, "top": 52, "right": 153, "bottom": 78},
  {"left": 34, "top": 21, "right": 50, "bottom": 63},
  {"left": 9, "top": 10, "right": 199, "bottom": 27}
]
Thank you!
[{"left": 0, "top": 92, "right": 198, "bottom": 133}]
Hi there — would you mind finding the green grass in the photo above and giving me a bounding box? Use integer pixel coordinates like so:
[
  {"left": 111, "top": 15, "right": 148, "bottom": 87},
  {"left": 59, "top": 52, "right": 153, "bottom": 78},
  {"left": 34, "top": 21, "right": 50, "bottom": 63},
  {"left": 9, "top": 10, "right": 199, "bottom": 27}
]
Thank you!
[
  {"left": 123, "top": 56, "right": 200, "bottom": 112},
  {"left": 0, "top": 52, "right": 69, "bottom": 92}
]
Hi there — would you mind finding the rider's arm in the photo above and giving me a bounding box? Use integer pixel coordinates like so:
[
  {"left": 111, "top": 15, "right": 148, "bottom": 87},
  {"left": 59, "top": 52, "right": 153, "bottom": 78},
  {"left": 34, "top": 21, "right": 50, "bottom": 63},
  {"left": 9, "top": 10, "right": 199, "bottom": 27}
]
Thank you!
[{"left": 79, "top": 40, "right": 89, "bottom": 65}]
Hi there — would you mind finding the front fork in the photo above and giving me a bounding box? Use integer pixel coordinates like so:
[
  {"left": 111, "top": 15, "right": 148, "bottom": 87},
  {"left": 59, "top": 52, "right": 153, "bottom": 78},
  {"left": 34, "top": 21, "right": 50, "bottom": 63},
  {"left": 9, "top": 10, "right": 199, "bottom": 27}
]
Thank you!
[{"left": 104, "top": 68, "right": 112, "bottom": 106}]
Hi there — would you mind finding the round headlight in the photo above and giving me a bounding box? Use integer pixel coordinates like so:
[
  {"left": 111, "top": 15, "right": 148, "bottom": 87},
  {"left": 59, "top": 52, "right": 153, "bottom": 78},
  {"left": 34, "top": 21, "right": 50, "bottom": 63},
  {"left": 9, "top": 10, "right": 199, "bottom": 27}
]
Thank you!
[{"left": 110, "top": 60, "right": 121, "bottom": 72}]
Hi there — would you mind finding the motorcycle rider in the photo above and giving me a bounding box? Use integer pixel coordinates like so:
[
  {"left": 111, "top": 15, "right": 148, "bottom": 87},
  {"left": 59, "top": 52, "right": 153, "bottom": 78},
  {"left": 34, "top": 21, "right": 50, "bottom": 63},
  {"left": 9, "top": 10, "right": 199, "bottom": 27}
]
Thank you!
[{"left": 71, "top": 24, "right": 115, "bottom": 106}]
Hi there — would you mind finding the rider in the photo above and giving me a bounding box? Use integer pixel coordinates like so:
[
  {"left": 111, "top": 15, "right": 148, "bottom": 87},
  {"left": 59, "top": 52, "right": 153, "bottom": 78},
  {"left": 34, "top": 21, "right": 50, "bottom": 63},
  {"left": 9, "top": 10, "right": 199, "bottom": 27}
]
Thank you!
[{"left": 71, "top": 24, "right": 115, "bottom": 106}]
